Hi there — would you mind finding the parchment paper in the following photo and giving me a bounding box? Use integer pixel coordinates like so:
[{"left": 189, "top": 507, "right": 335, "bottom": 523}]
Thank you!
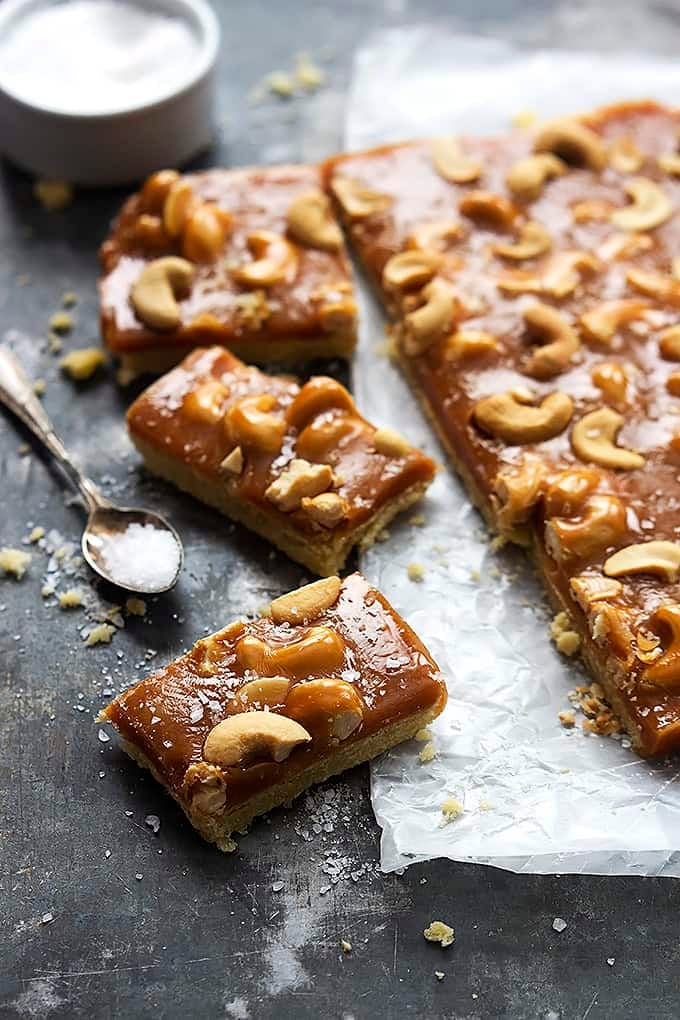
[{"left": 350, "top": 29, "right": 680, "bottom": 875}]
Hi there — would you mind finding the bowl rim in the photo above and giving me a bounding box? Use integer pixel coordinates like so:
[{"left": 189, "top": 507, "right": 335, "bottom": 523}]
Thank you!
[{"left": 0, "top": 0, "right": 220, "bottom": 121}]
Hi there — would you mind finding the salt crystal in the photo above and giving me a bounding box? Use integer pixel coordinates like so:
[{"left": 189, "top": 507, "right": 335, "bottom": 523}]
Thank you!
[
  {"left": 97, "top": 729, "right": 110, "bottom": 743},
  {"left": 105, "top": 850, "right": 111, "bottom": 859},
  {"left": 552, "top": 917, "right": 567, "bottom": 933},
  {"left": 97, "top": 522, "right": 181, "bottom": 592},
  {"left": 607, "top": 957, "right": 615, "bottom": 966},
  {"left": 272, "top": 881, "right": 284, "bottom": 892},
  {"left": 40, "top": 912, "right": 54, "bottom": 925},
  {"left": 145, "top": 814, "right": 161, "bottom": 834},
  {"left": 135, "top": 873, "right": 143, "bottom": 881}
]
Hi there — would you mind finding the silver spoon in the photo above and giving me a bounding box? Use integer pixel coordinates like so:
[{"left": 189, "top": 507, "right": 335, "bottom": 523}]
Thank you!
[{"left": 0, "top": 345, "right": 183, "bottom": 594}]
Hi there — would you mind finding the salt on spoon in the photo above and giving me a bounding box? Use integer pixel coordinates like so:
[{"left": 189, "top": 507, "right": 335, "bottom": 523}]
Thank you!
[{"left": 0, "top": 346, "right": 183, "bottom": 594}]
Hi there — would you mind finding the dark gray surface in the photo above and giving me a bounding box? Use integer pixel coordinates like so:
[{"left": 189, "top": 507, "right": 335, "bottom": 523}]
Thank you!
[{"left": 3, "top": 2, "right": 680, "bottom": 1018}]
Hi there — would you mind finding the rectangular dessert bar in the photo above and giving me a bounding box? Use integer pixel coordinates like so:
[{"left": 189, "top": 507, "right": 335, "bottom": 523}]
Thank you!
[
  {"left": 99, "top": 164, "right": 357, "bottom": 382},
  {"left": 99, "top": 573, "right": 448, "bottom": 849},
  {"left": 326, "top": 101, "right": 680, "bottom": 755},
  {"left": 126, "top": 345, "right": 436, "bottom": 575}
]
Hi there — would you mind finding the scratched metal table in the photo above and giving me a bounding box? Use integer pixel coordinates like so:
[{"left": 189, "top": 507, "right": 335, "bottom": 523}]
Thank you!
[{"left": 2, "top": 2, "right": 680, "bottom": 1017}]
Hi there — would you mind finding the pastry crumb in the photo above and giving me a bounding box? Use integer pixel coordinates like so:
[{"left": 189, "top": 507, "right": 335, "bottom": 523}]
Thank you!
[
  {"left": 552, "top": 917, "right": 567, "bottom": 933},
  {"left": 84, "top": 623, "right": 116, "bottom": 647},
  {"left": 27, "top": 526, "right": 45, "bottom": 543},
  {"left": 125, "top": 597, "right": 147, "bottom": 617},
  {"left": 424, "top": 920, "right": 455, "bottom": 948},
  {"left": 49, "top": 310, "right": 73, "bottom": 333},
  {"left": 58, "top": 588, "right": 84, "bottom": 609},
  {"left": 340, "top": 939, "right": 352, "bottom": 954},
  {"left": 441, "top": 796, "right": 464, "bottom": 822},
  {"left": 414, "top": 728, "right": 432, "bottom": 742},
  {"left": 62, "top": 291, "right": 77, "bottom": 308},
  {"left": 60, "top": 347, "right": 106, "bottom": 380},
  {"left": 511, "top": 109, "right": 537, "bottom": 128},
  {"left": 48, "top": 332, "right": 63, "bottom": 354},
  {"left": 267, "top": 71, "right": 295, "bottom": 97},
  {"left": 0, "top": 547, "right": 31, "bottom": 578},
  {"left": 434, "top": 971, "right": 445, "bottom": 981},
  {"left": 479, "top": 799, "right": 494, "bottom": 812},
  {"left": 408, "top": 513, "right": 426, "bottom": 527},
  {"left": 549, "top": 611, "right": 581, "bottom": 656},
  {"left": 33, "top": 379, "right": 46, "bottom": 396},
  {"left": 18, "top": 443, "right": 31, "bottom": 456},
  {"left": 375, "top": 528, "right": 390, "bottom": 542},
  {"left": 407, "top": 562, "right": 424, "bottom": 582},
  {"left": 558, "top": 709, "right": 576, "bottom": 728},
  {"left": 295, "top": 52, "right": 325, "bottom": 90},
  {"left": 34, "top": 179, "right": 73, "bottom": 211},
  {"left": 41, "top": 582, "right": 55, "bottom": 598},
  {"left": 567, "top": 682, "right": 623, "bottom": 737},
  {"left": 419, "top": 741, "right": 436, "bottom": 763}
]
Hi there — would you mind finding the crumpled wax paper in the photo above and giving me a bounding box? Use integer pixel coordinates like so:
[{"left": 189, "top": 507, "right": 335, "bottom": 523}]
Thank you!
[{"left": 350, "top": 28, "right": 680, "bottom": 875}]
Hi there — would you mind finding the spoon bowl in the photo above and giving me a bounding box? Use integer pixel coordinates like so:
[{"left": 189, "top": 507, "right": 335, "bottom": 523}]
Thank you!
[{"left": 82, "top": 506, "right": 184, "bottom": 595}]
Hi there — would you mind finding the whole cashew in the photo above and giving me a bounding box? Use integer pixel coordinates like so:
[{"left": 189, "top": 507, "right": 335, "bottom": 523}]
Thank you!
[
  {"left": 130, "top": 256, "right": 195, "bottom": 330},
  {"left": 204, "top": 711, "right": 311, "bottom": 768},
  {"left": 459, "top": 191, "right": 518, "bottom": 230},
  {"left": 408, "top": 219, "right": 464, "bottom": 252},
  {"left": 570, "top": 574, "right": 623, "bottom": 609},
  {"left": 331, "top": 176, "right": 392, "bottom": 219},
  {"left": 505, "top": 154, "right": 567, "bottom": 201},
  {"left": 492, "top": 221, "right": 552, "bottom": 260},
  {"left": 445, "top": 329, "right": 498, "bottom": 361},
  {"left": 626, "top": 268, "right": 680, "bottom": 305},
  {"left": 660, "top": 325, "right": 680, "bottom": 361},
  {"left": 591, "top": 362, "right": 630, "bottom": 406},
  {"left": 642, "top": 604, "right": 680, "bottom": 690},
  {"left": 610, "top": 177, "right": 673, "bottom": 232},
  {"left": 579, "top": 299, "right": 649, "bottom": 345},
  {"left": 225, "top": 394, "right": 286, "bottom": 454},
  {"left": 270, "top": 575, "right": 342, "bottom": 625},
  {"left": 522, "top": 302, "right": 580, "bottom": 379},
  {"left": 402, "top": 278, "right": 458, "bottom": 356},
  {"left": 604, "top": 541, "right": 680, "bottom": 582},
  {"left": 431, "top": 136, "right": 482, "bottom": 184},
  {"left": 287, "top": 189, "right": 343, "bottom": 251},
  {"left": 571, "top": 407, "right": 645, "bottom": 470},
  {"left": 493, "top": 454, "right": 546, "bottom": 531},
  {"left": 473, "top": 390, "right": 574, "bottom": 444},
  {"left": 541, "top": 250, "right": 600, "bottom": 299},
  {"left": 235, "top": 625, "right": 346, "bottom": 678},
  {"left": 546, "top": 493, "right": 627, "bottom": 561},
  {"left": 162, "top": 179, "right": 196, "bottom": 237},
  {"left": 658, "top": 153, "right": 680, "bottom": 176},
  {"left": 533, "top": 117, "right": 606, "bottom": 170},
  {"left": 383, "top": 250, "right": 439, "bottom": 292},
  {"left": 232, "top": 231, "right": 299, "bottom": 287}
]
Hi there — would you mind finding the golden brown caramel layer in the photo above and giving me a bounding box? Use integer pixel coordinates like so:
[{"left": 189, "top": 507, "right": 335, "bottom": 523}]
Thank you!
[
  {"left": 326, "top": 101, "right": 680, "bottom": 755},
  {"left": 102, "top": 573, "right": 447, "bottom": 819},
  {"left": 100, "top": 164, "right": 357, "bottom": 363}
]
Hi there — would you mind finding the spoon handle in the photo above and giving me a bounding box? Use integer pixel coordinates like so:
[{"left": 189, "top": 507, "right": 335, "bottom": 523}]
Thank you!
[{"left": 0, "top": 345, "right": 107, "bottom": 514}]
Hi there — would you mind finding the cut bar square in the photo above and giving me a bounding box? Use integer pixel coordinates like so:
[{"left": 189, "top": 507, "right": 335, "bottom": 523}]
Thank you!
[
  {"left": 126, "top": 345, "right": 436, "bottom": 575},
  {"left": 326, "top": 101, "right": 680, "bottom": 755},
  {"left": 99, "top": 164, "right": 357, "bottom": 381},
  {"left": 99, "top": 573, "right": 448, "bottom": 849}
]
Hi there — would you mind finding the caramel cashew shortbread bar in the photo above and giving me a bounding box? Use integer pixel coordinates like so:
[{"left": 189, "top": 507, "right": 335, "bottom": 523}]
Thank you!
[
  {"left": 99, "top": 573, "right": 448, "bottom": 849},
  {"left": 326, "top": 101, "right": 680, "bottom": 755},
  {"left": 126, "top": 346, "right": 436, "bottom": 575}
]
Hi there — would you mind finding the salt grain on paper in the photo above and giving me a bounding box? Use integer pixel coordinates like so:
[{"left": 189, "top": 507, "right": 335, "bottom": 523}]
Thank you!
[
  {"left": 144, "top": 814, "right": 161, "bottom": 835},
  {"left": 98, "top": 522, "right": 180, "bottom": 591},
  {"left": 552, "top": 917, "right": 567, "bottom": 933}
]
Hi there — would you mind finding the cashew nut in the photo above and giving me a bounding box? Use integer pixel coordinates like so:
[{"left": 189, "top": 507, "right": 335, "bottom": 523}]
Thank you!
[
  {"left": 610, "top": 177, "right": 673, "bottom": 232},
  {"left": 286, "top": 678, "right": 364, "bottom": 742},
  {"left": 331, "top": 176, "right": 392, "bottom": 219},
  {"left": 204, "top": 711, "right": 311, "bottom": 768},
  {"left": 591, "top": 362, "right": 630, "bottom": 406},
  {"left": 546, "top": 493, "right": 626, "bottom": 561},
  {"left": 232, "top": 231, "right": 299, "bottom": 287},
  {"left": 626, "top": 267, "right": 680, "bottom": 305},
  {"left": 492, "top": 221, "right": 552, "bottom": 260},
  {"left": 225, "top": 394, "right": 286, "bottom": 454},
  {"left": 382, "top": 250, "right": 439, "bottom": 292},
  {"left": 533, "top": 117, "right": 606, "bottom": 170},
  {"left": 286, "top": 377, "right": 356, "bottom": 430},
  {"left": 608, "top": 137, "right": 644, "bottom": 174},
  {"left": 163, "top": 179, "right": 196, "bottom": 237},
  {"left": 231, "top": 676, "right": 291, "bottom": 710},
  {"left": 572, "top": 199, "right": 613, "bottom": 224},
  {"left": 220, "top": 446, "right": 244, "bottom": 475},
  {"left": 265, "top": 458, "right": 334, "bottom": 511},
  {"left": 287, "top": 189, "right": 343, "bottom": 251},
  {"left": 402, "top": 278, "right": 458, "bottom": 356},
  {"left": 459, "top": 191, "right": 518, "bottom": 229},
  {"left": 659, "top": 153, "right": 680, "bottom": 176},
  {"left": 408, "top": 219, "right": 464, "bottom": 252},
  {"left": 505, "top": 154, "right": 567, "bottom": 201},
  {"left": 570, "top": 574, "right": 623, "bottom": 610},
  {"left": 522, "top": 303, "right": 579, "bottom": 379},
  {"left": 130, "top": 256, "right": 194, "bottom": 330},
  {"left": 183, "top": 762, "right": 227, "bottom": 815},
  {"left": 604, "top": 541, "right": 680, "bottom": 582},
  {"left": 597, "top": 232, "right": 653, "bottom": 262},
  {"left": 182, "top": 203, "right": 231, "bottom": 262},
  {"left": 473, "top": 390, "right": 574, "bottom": 444},
  {"left": 301, "top": 492, "right": 348, "bottom": 528},
  {"left": 373, "top": 425, "right": 412, "bottom": 457},
  {"left": 541, "top": 250, "right": 600, "bottom": 299},
  {"left": 642, "top": 604, "right": 680, "bottom": 690},
  {"left": 431, "top": 136, "right": 481, "bottom": 183},
  {"left": 445, "top": 330, "right": 498, "bottom": 361},
  {"left": 235, "top": 625, "right": 345, "bottom": 678},
  {"left": 579, "top": 298, "right": 649, "bottom": 345},
  {"left": 493, "top": 455, "right": 546, "bottom": 531},
  {"left": 571, "top": 407, "right": 644, "bottom": 470},
  {"left": 141, "top": 168, "right": 180, "bottom": 214},
  {"left": 544, "top": 467, "right": 601, "bottom": 518},
  {"left": 183, "top": 379, "right": 230, "bottom": 424},
  {"left": 270, "top": 576, "right": 342, "bottom": 625},
  {"left": 660, "top": 325, "right": 680, "bottom": 360}
]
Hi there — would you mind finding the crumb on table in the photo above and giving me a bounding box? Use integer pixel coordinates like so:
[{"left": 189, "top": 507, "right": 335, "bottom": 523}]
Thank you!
[
  {"left": 441, "top": 796, "right": 464, "bottom": 822},
  {"left": 60, "top": 348, "right": 106, "bottom": 381},
  {"left": 34, "top": 179, "right": 73, "bottom": 211},
  {"left": 419, "top": 741, "right": 436, "bottom": 763},
  {"left": 27, "top": 526, "right": 45, "bottom": 543},
  {"left": 84, "top": 623, "right": 116, "bottom": 647},
  {"left": 0, "top": 547, "right": 31, "bottom": 578},
  {"left": 549, "top": 611, "right": 582, "bottom": 656},
  {"left": 58, "top": 588, "right": 84, "bottom": 609},
  {"left": 423, "top": 920, "right": 455, "bottom": 948},
  {"left": 407, "top": 562, "right": 424, "bottom": 582},
  {"left": 49, "top": 311, "right": 73, "bottom": 334},
  {"left": 125, "top": 597, "right": 147, "bottom": 617}
]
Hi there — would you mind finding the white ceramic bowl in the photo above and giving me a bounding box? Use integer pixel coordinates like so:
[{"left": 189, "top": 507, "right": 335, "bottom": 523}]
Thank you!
[{"left": 0, "top": 0, "right": 219, "bottom": 186}]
